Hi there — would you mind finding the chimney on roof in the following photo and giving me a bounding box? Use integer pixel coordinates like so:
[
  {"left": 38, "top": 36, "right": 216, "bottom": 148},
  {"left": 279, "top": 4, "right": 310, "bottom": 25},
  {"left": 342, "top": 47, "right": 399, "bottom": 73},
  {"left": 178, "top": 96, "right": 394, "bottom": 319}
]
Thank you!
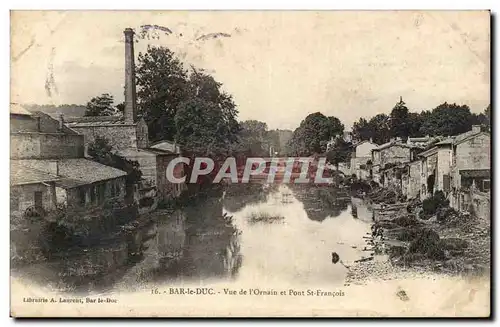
[
  {"left": 369, "top": 137, "right": 373, "bottom": 143},
  {"left": 124, "top": 28, "right": 137, "bottom": 124},
  {"left": 58, "top": 113, "right": 64, "bottom": 131},
  {"left": 471, "top": 125, "right": 481, "bottom": 134}
]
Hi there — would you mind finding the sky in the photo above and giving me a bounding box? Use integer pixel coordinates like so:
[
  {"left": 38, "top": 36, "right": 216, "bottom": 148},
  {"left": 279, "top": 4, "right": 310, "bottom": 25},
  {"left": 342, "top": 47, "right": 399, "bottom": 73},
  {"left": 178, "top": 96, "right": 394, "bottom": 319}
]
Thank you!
[{"left": 11, "top": 11, "right": 490, "bottom": 130}]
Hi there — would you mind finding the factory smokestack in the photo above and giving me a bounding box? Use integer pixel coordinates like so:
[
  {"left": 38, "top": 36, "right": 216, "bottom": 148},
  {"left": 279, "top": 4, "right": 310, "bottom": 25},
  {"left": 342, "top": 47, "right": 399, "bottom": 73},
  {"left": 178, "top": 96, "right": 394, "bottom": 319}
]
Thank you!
[{"left": 124, "top": 28, "right": 137, "bottom": 123}]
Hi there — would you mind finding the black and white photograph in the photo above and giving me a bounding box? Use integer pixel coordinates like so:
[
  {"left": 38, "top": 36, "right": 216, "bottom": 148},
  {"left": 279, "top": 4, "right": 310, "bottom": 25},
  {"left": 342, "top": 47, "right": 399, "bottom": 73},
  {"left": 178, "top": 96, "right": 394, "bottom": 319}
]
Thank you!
[{"left": 9, "top": 10, "right": 491, "bottom": 317}]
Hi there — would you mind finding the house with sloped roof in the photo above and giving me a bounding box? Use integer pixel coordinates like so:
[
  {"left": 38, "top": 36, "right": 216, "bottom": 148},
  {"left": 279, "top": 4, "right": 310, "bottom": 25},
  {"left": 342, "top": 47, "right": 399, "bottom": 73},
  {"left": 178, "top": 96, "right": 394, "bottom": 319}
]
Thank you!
[
  {"left": 449, "top": 126, "right": 490, "bottom": 216},
  {"left": 349, "top": 139, "right": 378, "bottom": 179},
  {"left": 10, "top": 103, "right": 129, "bottom": 217},
  {"left": 370, "top": 138, "right": 422, "bottom": 185},
  {"left": 10, "top": 161, "right": 59, "bottom": 220},
  {"left": 406, "top": 125, "right": 490, "bottom": 219}
]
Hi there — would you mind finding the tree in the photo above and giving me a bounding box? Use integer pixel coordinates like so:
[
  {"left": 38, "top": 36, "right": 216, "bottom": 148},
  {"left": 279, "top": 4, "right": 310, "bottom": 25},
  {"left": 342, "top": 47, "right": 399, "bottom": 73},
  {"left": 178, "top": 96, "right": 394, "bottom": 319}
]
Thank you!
[
  {"left": 174, "top": 98, "right": 238, "bottom": 158},
  {"left": 287, "top": 112, "right": 344, "bottom": 156},
  {"left": 326, "top": 137, "right": 352, "bottom": 168},
  {"left": 136, "top": 46, "right": 240, "bottom": 149},
  {"left": 476, "top": 104, "right": 491, "bottom": 132},
  {"left": 186, "top": 68, "right": 240, "bottom": 148},
  {"left": 237, "top": 120, "right": 269, "bottom": 156},
  {"left": 115, "top": 102, "right": 125, "bottom": 115},
  {"left": 352, "top": 117, "right": 372, "bottom": 142},
  {"left": 390, "top": 97, "right": 410, "bottom": 140},
  {"left": 368, "top": 114, "right": 391, "bottom": 144},
  {"left": 84, "top": 93, "right": 116, "bottom": 116},
  {"left": 136, "top": 46, "right": 190, "bottom": 142},
  {"left": 407, "top": 112, "right": 424, "bottom": 137},
  {"left": 419, "top": 102, "right": 478, "bottom": 136},
  {"left": 87, "top": 136, "right": 142, "bottom": 201}
]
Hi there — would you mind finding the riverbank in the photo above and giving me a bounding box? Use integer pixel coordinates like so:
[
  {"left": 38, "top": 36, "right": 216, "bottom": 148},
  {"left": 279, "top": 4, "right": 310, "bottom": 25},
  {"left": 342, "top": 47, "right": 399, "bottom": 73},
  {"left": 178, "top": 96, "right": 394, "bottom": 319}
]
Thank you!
[{"left": 345, "top": 183, "right": 490, "bottom": 285}]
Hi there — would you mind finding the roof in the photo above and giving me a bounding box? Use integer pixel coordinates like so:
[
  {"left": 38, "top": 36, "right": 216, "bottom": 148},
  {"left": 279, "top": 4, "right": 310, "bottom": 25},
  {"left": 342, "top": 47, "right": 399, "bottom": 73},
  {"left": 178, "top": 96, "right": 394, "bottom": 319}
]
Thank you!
[
  {"left": 32, "top": 111, "right": 79, "bottom": 134},
  {"left": 435, "top": 138, "right": 454, "bottom": 145},
  {"left": 373, "top": 141, "right": 413, "bottom": 151},
  {"left": 16, "top": 159, "right": 127, "bottom": 188},
  {"left": 10, "top": 162, "right": 59, "bottom": 186},
  {"left": 115, "top": 147, "right": 177, "bottom": 159},
  {"left": 10, "top": 103, "right": 32, "bottom": 116},
  {"left": 421, "top": 130, "right": 489, "bottom": 152},
  {"left": 149, "top": 140, "right": 181, "bottom": 154},
  {"left": 453, "top": 130, "right": 489, "bottom": 146},
  {"left": 408, "top": 136, "right": 431, "bottom": 142},
  {"left": 65, "top": 116, "right": 137, "bottom": 127},
  {"left": 459, "top": 169, "right": 490, "bottom": 178},
  {"left": 418, "top": 146, "right": 439, "bottom": 158},
  {"left": 352, "top": 140, "right": 378, "bottom": 148}
]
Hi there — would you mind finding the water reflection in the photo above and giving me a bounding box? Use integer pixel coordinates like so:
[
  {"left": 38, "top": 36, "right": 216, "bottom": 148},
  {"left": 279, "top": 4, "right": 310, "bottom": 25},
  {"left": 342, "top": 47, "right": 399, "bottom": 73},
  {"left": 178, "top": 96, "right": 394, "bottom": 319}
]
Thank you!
[
  {"left": 289, "top": 185, "right": 351, "bottom": 221},
  {"left": 12, "top": 184, "right": 373, "bottom": 293}
]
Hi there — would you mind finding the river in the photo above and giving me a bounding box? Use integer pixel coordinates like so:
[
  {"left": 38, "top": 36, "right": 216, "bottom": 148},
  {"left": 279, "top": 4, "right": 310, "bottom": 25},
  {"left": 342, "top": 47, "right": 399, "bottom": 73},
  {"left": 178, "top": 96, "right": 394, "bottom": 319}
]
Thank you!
[{"left": 12, "top": 184, "right": 375, "bottom": 294}]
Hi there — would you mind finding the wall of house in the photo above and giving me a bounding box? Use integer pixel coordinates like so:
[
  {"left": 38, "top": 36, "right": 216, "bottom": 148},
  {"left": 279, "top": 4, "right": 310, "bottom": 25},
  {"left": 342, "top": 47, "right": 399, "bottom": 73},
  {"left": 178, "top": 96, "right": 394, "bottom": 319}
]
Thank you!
[
  {"left": 11, "top": 133, "right": 84, "bottom": 159},
  {"left": 455, "top": 134, "right": 490, "bottom": 171},
  {"left": 436, "top": 147, "right": 452, "bottom": 192},
  {"left": 10, "top": 183, "right": 56, "bottom": 217},
  {"left": 407, "top": 161, "right": 422, "bottom": 199},
  {"left": 57, "top": 177, "right": 126, "bottom": 208},
  {"left": 350, "top": 156, "right": 371, "bottom": 178},
  {"left": 158, "top": 155, "right": 186, "bottom": 200},
  {"left": 380, "top": 145, "right": 411, "bottom": 167},
  {"left": 356, "top": 142, "right": 378, "bottom": 158},
  {"left": 10, "top": 115, "right": 39, "bottom": 132},
  {"left": 71, "top": 125, "right": 138, "bottom": 151},
  {"left": 421, "top": 152, "right": 437, "bottom": 198}
]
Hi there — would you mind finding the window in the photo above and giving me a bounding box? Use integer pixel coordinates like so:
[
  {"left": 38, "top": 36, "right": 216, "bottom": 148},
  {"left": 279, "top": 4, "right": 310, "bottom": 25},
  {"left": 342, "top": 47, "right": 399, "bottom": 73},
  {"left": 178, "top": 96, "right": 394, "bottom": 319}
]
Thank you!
[
  {"left": 482, "top": 180, "right": 490, "bottom": 192},
  {"left": 34, "top": 191, "right": 43, "bottom": 209},
  {"left": 78, "top": 188, "right": 86, "bottom": 205},
  {"left": 90, "top": 186, "right": 96, "bottom": 203},
  {"left": 96, "top": 183, "right": 106, "bottom": 204},
  {"left": 443, "top": 174, "right": 451, "bottom": 192}
]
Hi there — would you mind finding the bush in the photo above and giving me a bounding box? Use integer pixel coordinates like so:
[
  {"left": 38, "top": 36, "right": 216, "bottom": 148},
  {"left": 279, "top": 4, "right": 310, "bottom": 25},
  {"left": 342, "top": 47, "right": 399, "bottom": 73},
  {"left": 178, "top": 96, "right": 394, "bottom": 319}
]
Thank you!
[
  {"left": 408, "top": 228, "right": 441, "bottom": 255},
  {"left": 393, "top": 215, "right": 419, "bottom": 227},
  {"left": 436, "top": 207, "right": 458, "bottom": 222},
  {"left": 139, "top": 197, "right": 155, "bottom": 208},
  {"left": 440, "top": 238, "right": 468, "bottom": 251},
  {"left": 422, "top": 190, "right": 450, "bottom": 216}
]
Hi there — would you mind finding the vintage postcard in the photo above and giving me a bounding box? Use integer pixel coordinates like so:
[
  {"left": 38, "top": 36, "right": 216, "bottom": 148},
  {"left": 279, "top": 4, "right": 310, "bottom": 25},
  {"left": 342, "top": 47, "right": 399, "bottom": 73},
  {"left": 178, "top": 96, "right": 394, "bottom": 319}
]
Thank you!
[{"left": 10, "top": 10, "right": 491, "bottom": 317}]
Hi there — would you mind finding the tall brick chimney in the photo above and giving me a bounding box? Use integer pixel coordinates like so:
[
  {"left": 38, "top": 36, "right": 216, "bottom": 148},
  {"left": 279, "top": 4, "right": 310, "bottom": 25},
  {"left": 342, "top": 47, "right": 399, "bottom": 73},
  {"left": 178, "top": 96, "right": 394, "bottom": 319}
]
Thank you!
[{"left": 124, "top": 28, "right": 137, "bottom": 123}]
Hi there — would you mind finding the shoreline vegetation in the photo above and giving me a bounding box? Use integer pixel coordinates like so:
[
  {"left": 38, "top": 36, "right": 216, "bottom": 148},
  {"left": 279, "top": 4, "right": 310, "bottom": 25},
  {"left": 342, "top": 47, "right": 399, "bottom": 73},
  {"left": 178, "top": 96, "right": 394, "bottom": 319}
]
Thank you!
[{"left": 345, "top": 179, "right": 490, "bottom": 284}]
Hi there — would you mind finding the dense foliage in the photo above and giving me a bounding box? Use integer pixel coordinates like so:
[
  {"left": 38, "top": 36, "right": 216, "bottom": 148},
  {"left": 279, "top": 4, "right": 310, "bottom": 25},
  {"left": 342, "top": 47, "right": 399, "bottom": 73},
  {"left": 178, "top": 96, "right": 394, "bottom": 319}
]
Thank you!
[
  {"left": 87, "top": 136, "right": 142, "bottom": 185},
  {"left": 352, "top": 99, "right": 490, "bottom": 144}
]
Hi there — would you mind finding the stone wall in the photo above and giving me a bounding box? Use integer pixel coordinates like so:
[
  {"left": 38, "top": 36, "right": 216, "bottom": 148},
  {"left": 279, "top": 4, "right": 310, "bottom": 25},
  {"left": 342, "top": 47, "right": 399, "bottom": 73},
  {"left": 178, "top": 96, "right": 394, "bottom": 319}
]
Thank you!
[
  {"left": 10, "top": 133, "right": 84, "bottom": 159},
  {"left": 10, "top": 115, "right": 39, "bottom": 133},
  {"left": 436, "top": 147, "right": 452, "bottom": 192},
  {"left": 56, "top": 177, "right": 126, "bottom": 208},
  {"left": 71, "top": 125, "right": 138, "bottom": 151},
  {"left": 455, "top": 134, "right": 490, "bottom": 171},
  {"left": 10, "top": 183, "right": 56, "bottom": 218},
  {"left": 380, "top": 145, "right": 411, "bottom": 167},
  {"left": 407, "top": 161, "right": 422, "bottom": 199}
]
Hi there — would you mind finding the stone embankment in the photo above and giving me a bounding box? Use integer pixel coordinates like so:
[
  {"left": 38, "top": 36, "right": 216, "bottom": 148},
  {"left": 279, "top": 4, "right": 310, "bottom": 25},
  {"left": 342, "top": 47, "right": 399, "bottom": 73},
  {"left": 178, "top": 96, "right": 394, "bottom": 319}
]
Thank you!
[{"left": 346, "top": 182, "right": 490, "bottom": 284}]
